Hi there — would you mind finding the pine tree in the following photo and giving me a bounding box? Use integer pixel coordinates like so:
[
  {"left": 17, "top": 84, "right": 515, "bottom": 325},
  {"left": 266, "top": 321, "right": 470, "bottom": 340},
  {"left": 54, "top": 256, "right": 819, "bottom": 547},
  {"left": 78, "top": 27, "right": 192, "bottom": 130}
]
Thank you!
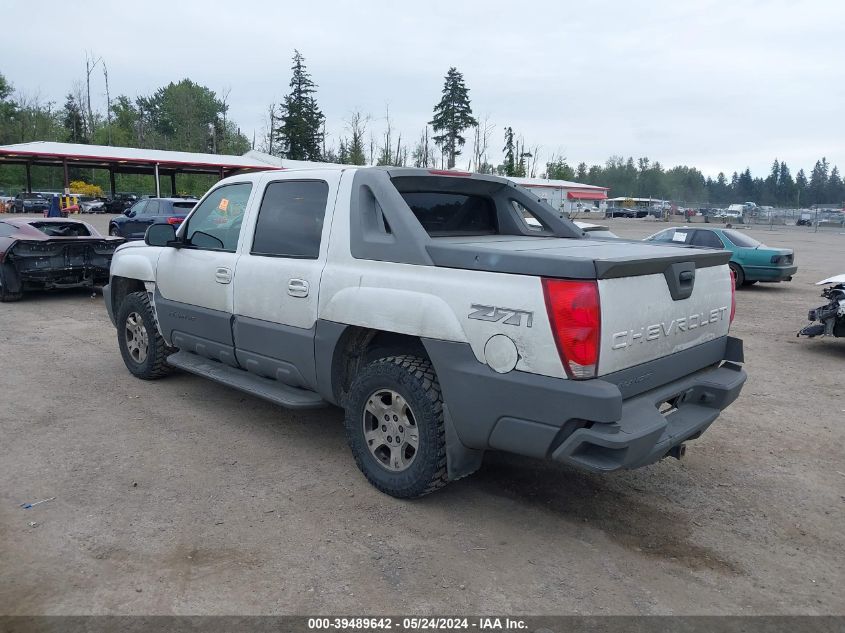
[
  {"left": 777, "top": 162, "right": 795, "bottom": 207},
  {"left": 276, "top": 50, "right": 325, "bottom": 161},
  {"left": 502, "top": 127, "right": 516, "bottom": 176},
  {"left": 576, "top": 162, "right": 588, "bottom": 181},
  {"left": 337, "top": 139, "right": 349, "bottom": 164},
  {"left": 808, "top": 158, "right": 829, "bottom": 205},
  {"left": 763, "top": 159, "right": 780, "bottom": 206},
  {"left": 346, "top": 111, "right": 368, "bottom": 165},
  {"left": 62, "top": 94, "right": 87, "bottom": 143},
  {"left": 429, "top": 67, "right": 477, "bottom": 169},
  {"left": 828, "top": 166, "right": 843, "bottom": 205},
  {"left": 737, "top": 168, "right": 754, "bottom": 201},
  {"left": 796, "top": 169, "right": 808, "bottom": 207}
]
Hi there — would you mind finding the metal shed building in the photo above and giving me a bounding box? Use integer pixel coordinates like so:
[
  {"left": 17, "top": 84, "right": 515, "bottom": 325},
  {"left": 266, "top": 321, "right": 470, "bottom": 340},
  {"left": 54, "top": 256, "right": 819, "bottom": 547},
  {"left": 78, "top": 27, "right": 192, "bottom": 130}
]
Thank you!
[
  {"left": 0, "top": 141, "right": 281, "bottom": 198},
  {"left": 509, "top": 176, "right": 609, "bottom": 215}
]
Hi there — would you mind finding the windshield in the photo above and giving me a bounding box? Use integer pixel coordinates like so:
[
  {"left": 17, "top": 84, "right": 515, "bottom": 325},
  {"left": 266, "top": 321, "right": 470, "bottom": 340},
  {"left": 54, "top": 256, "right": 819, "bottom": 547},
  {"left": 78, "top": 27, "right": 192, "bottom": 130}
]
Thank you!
[{"left": 722, "top": 229, "right": 762, "bottom": 248}]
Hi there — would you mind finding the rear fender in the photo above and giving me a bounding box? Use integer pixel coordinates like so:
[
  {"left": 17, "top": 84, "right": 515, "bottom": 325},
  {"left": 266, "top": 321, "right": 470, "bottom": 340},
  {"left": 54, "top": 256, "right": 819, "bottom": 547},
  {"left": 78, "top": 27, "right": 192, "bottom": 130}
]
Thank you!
[{"left": 321, "top": 287, "right": 467, "bottom": 343}]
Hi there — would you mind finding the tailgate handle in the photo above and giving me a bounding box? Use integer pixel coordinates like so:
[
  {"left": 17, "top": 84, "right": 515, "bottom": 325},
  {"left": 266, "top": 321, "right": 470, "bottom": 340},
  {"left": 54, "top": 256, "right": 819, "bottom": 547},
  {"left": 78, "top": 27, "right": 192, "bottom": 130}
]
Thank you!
[{"left": 664, "top": 262, "right": 696, "bottom": 301}]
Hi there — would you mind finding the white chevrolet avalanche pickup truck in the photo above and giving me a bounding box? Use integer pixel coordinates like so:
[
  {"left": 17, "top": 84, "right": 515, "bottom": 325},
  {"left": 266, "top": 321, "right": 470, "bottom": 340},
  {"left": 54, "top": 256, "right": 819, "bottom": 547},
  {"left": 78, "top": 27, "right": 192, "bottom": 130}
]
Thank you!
[{"left": 104, "top": 167, "right": 746, "bottom": 498}]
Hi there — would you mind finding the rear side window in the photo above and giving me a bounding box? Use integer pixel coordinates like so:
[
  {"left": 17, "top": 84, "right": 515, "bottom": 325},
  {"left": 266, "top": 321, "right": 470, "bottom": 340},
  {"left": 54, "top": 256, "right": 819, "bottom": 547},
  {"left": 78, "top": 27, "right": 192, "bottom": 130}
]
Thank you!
[
  {"left": 722, "top": 229, "right": 762, "bottom": 248},
  {"left": 172, "top": 201, "right": 196, "bottom": 211},
  {"left": 145, "top": 200, "right": 160, "bottom": 215},
  {"left": 251, "top": 180, "right": 329, "bottom": 258},
  {"left": 690, "top": 230, "right": 724, "bottom": 248},
  {"left": 401, "top": 192, "right": 497, "bottom": 236}
]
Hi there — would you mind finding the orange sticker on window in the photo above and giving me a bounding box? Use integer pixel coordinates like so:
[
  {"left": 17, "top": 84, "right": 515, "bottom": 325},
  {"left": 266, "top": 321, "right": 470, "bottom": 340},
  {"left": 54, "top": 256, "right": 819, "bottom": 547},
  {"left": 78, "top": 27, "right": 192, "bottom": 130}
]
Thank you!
[{"left": 218, "top": 198, "right": 229, "bottom": 212}]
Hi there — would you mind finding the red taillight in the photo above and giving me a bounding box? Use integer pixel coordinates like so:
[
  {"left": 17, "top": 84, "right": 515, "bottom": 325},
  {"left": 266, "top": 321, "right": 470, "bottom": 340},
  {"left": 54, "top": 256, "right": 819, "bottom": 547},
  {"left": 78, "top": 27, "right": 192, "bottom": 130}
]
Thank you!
[
  {"left": 166, "top": 217, "right": 183, "bottom": 225},
  {"left": 542, "top": 279, "right": 601, "bottom": 379},
  {"left": 729, "top": 270, "right": 736, "bottom": 323}
]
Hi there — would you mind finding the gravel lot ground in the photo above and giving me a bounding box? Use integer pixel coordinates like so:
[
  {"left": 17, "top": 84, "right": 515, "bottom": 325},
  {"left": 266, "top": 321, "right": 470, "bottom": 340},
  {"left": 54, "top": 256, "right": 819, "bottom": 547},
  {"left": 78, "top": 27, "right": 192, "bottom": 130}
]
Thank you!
[{"left": 1, "top": 213, "right": 843, "bottom": 615}]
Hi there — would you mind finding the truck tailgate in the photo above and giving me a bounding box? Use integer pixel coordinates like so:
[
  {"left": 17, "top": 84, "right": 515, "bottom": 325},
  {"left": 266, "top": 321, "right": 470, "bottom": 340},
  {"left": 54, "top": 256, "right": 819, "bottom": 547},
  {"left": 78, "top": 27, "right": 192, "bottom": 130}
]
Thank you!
[{"left": 597, "top": 264, "right": 733, "bottom": 375}]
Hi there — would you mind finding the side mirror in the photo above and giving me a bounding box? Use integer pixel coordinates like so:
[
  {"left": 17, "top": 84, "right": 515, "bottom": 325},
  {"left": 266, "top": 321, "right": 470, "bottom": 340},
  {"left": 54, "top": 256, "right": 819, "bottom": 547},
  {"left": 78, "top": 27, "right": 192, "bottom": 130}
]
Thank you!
[
  {"left": 123, "top": 209, "right": 133, "bottom": 216},
  {"left": 145, "top": 223, "right": 178, "bottom": 247}
]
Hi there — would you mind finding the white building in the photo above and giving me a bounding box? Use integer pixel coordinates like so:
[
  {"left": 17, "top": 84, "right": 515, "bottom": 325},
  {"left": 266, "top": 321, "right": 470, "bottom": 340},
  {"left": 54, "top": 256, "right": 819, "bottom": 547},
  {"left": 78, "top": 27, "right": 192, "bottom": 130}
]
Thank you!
[{"left": 509, "top": 177, "right": 609, "bottom": 216}]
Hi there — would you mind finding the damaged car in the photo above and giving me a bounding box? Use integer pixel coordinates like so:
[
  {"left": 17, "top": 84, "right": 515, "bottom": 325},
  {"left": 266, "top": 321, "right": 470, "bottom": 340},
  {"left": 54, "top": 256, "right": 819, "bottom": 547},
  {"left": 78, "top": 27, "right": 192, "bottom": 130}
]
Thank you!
[
  {"left": 0, "top": 218, "right": 124, "bottom": 302},
  {"left": 798, "top": 275, "right": 845, "bottom": 338}
]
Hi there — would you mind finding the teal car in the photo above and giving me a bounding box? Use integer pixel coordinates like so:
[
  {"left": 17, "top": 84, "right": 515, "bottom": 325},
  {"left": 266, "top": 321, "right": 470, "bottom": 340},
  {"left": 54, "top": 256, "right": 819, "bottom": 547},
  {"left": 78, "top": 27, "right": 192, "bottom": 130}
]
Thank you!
[{"left": 645, "top": 226, "right": 797, "bottom": 288}]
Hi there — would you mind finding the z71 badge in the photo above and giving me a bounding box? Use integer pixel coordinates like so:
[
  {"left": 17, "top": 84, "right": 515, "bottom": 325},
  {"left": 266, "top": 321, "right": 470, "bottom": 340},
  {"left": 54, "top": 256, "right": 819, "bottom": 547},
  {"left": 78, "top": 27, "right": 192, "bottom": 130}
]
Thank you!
[{"left": 468, "top": 304, "right": 534, "bottom": 327}]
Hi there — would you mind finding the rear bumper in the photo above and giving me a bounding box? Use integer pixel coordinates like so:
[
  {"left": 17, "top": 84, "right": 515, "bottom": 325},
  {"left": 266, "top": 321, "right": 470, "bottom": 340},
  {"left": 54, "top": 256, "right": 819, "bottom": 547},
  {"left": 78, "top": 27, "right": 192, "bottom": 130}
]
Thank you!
[
  {"left": 745, "top": 264, "right": 797, "bottom": 282},
  {"left": 551, "top": 362, "right": 745, "bottom": 471},
  {"left": 424, "top": 335, "right": 746, "bottom": 473}
]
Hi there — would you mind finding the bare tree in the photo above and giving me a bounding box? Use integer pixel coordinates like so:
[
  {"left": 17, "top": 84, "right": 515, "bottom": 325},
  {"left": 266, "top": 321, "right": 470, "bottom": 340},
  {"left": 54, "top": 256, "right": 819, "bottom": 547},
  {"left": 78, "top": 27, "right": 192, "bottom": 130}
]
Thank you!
[
  {"left": 471, "top": 114, "right": 495, "bottom": 173},
  {"left": 412, "top": 126, "right": 438, "bottom": 168},
  {"left": 102, "top": 62, "right": 112, "bottom": 145},
  {"left": 219, "top": 86, "right": 231, "bottom": 153},
  {"left": 257, "top": 104, "right": 277, "bottom": 155},
  {"left": 528, "top": 144, "right": 541, "bottom": 178},
  {"left": 377, "top": 104, "right": 393, "bottom": 165},
  {"left": 84, "top": 51, "right": 102, "bottom": 140}
]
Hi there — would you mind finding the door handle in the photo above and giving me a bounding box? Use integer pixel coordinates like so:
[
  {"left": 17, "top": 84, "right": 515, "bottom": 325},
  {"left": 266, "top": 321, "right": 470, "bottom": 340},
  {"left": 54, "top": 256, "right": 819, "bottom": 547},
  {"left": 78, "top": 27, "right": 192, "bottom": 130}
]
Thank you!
[
  {"left": 288, "top": 279, "right": 309, "bottom": 297},
  {"left": 215, "top": 267, "right": 232, "bottom": 284}
]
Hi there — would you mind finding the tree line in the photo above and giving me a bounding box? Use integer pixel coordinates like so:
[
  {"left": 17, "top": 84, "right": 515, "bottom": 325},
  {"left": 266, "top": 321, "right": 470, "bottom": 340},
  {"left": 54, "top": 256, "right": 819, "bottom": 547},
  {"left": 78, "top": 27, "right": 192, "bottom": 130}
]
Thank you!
[{"left": 1, "top": 52, "right": 842, "bottom": 207}]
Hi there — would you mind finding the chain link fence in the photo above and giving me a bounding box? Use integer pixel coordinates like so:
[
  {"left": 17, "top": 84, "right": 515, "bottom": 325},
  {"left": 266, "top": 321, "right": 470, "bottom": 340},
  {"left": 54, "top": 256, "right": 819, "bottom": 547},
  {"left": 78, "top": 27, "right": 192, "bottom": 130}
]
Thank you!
[{"left": 646, "top": 202, "right": 845, "bottom": 232}]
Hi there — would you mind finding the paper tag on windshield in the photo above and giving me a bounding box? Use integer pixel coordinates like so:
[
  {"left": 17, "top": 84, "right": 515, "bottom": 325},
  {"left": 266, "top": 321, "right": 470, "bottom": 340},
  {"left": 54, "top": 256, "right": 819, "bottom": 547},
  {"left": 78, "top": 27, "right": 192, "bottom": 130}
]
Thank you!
[
  {"left": 218, "top": 198, "right": 229, "bottom": 212},
  {"left": 673, "top": 232, "right": 687, "bottom": 242}
]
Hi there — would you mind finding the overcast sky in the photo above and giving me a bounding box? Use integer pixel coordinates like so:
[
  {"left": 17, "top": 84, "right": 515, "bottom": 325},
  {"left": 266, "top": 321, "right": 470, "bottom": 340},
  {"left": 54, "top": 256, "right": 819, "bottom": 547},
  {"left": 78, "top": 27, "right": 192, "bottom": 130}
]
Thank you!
[{"left": 3, "top": 0, "right": 843, "bottom": 177}]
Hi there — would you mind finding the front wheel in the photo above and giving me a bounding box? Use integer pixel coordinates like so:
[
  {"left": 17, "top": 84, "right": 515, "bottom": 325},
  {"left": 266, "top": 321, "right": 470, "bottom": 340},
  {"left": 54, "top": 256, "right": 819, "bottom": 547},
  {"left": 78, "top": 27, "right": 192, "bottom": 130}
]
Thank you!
[
  {"left": 109, "top": 226, "right": 121, "bottom": 237},
  {"left": 116, "top": 291, "right": 174, "bottom": 379},
  {"left": 344, "top": 355, "right": 448, "bottom": 498}
]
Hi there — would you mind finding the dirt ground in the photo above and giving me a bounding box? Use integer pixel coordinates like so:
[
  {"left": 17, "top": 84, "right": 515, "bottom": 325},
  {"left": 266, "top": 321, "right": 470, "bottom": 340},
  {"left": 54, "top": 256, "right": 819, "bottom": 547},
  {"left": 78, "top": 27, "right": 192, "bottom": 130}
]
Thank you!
[{"left": 0, "top": 213, "right": 843, "bottom": 615}]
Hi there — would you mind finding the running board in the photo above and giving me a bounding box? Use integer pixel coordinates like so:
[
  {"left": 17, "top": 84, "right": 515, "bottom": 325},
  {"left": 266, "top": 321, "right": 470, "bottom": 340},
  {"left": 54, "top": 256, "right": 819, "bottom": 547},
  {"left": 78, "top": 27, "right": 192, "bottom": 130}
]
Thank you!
[{"left": 166, "top": 351, "right": 327, "bottom": 409}]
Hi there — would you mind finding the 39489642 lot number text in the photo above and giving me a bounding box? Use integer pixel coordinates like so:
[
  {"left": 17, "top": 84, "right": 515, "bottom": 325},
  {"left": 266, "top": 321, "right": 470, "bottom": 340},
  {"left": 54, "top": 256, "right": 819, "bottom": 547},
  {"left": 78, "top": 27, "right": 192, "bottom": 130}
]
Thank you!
[{"left": 307, "top": 617, "right": 527, "bottom": 630}]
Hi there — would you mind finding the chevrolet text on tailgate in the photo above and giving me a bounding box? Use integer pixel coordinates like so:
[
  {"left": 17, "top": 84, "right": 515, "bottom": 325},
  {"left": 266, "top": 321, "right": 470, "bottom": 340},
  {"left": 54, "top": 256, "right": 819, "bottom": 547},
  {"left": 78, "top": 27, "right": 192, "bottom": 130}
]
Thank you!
[{"left": 104, "top": 167, "right": 746, "bottom": 498}]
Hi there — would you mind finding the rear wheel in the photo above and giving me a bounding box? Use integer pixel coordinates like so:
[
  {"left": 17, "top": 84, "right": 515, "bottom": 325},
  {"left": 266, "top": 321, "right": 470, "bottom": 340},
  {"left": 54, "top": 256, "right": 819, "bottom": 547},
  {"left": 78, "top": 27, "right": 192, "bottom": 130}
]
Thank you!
[
  {"left": 116, "top": 291, "right": 174, "bottom": 379},
  {"left": 344, "top": 355, "right": 448, "bottom": 498},
  {"left": 729, "top": 262, "right": 745, "bottom": 289},
  {"left": 0, "top": 287, "right": 22, "bottom": 302},
  {"left": 0, "top": 268, "right": 21, "bottom": 302}
]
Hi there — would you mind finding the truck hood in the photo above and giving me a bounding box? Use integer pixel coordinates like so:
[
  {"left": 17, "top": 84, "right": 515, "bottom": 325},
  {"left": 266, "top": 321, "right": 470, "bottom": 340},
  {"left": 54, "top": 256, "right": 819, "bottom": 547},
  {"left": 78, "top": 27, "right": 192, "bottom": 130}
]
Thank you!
[{"left": 426, "top": 236, "right": 730, "bottom": 279}]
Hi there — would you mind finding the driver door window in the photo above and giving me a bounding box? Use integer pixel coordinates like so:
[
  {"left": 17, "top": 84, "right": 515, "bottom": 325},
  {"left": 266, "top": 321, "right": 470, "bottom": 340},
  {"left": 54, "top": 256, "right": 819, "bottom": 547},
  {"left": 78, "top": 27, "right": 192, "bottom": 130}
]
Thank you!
[
  {"left": 184, "top": 183, "right": 253, "bottom": 252},
  {"left": 128, "top": 200, "right": 147, "bottom": 217}
]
